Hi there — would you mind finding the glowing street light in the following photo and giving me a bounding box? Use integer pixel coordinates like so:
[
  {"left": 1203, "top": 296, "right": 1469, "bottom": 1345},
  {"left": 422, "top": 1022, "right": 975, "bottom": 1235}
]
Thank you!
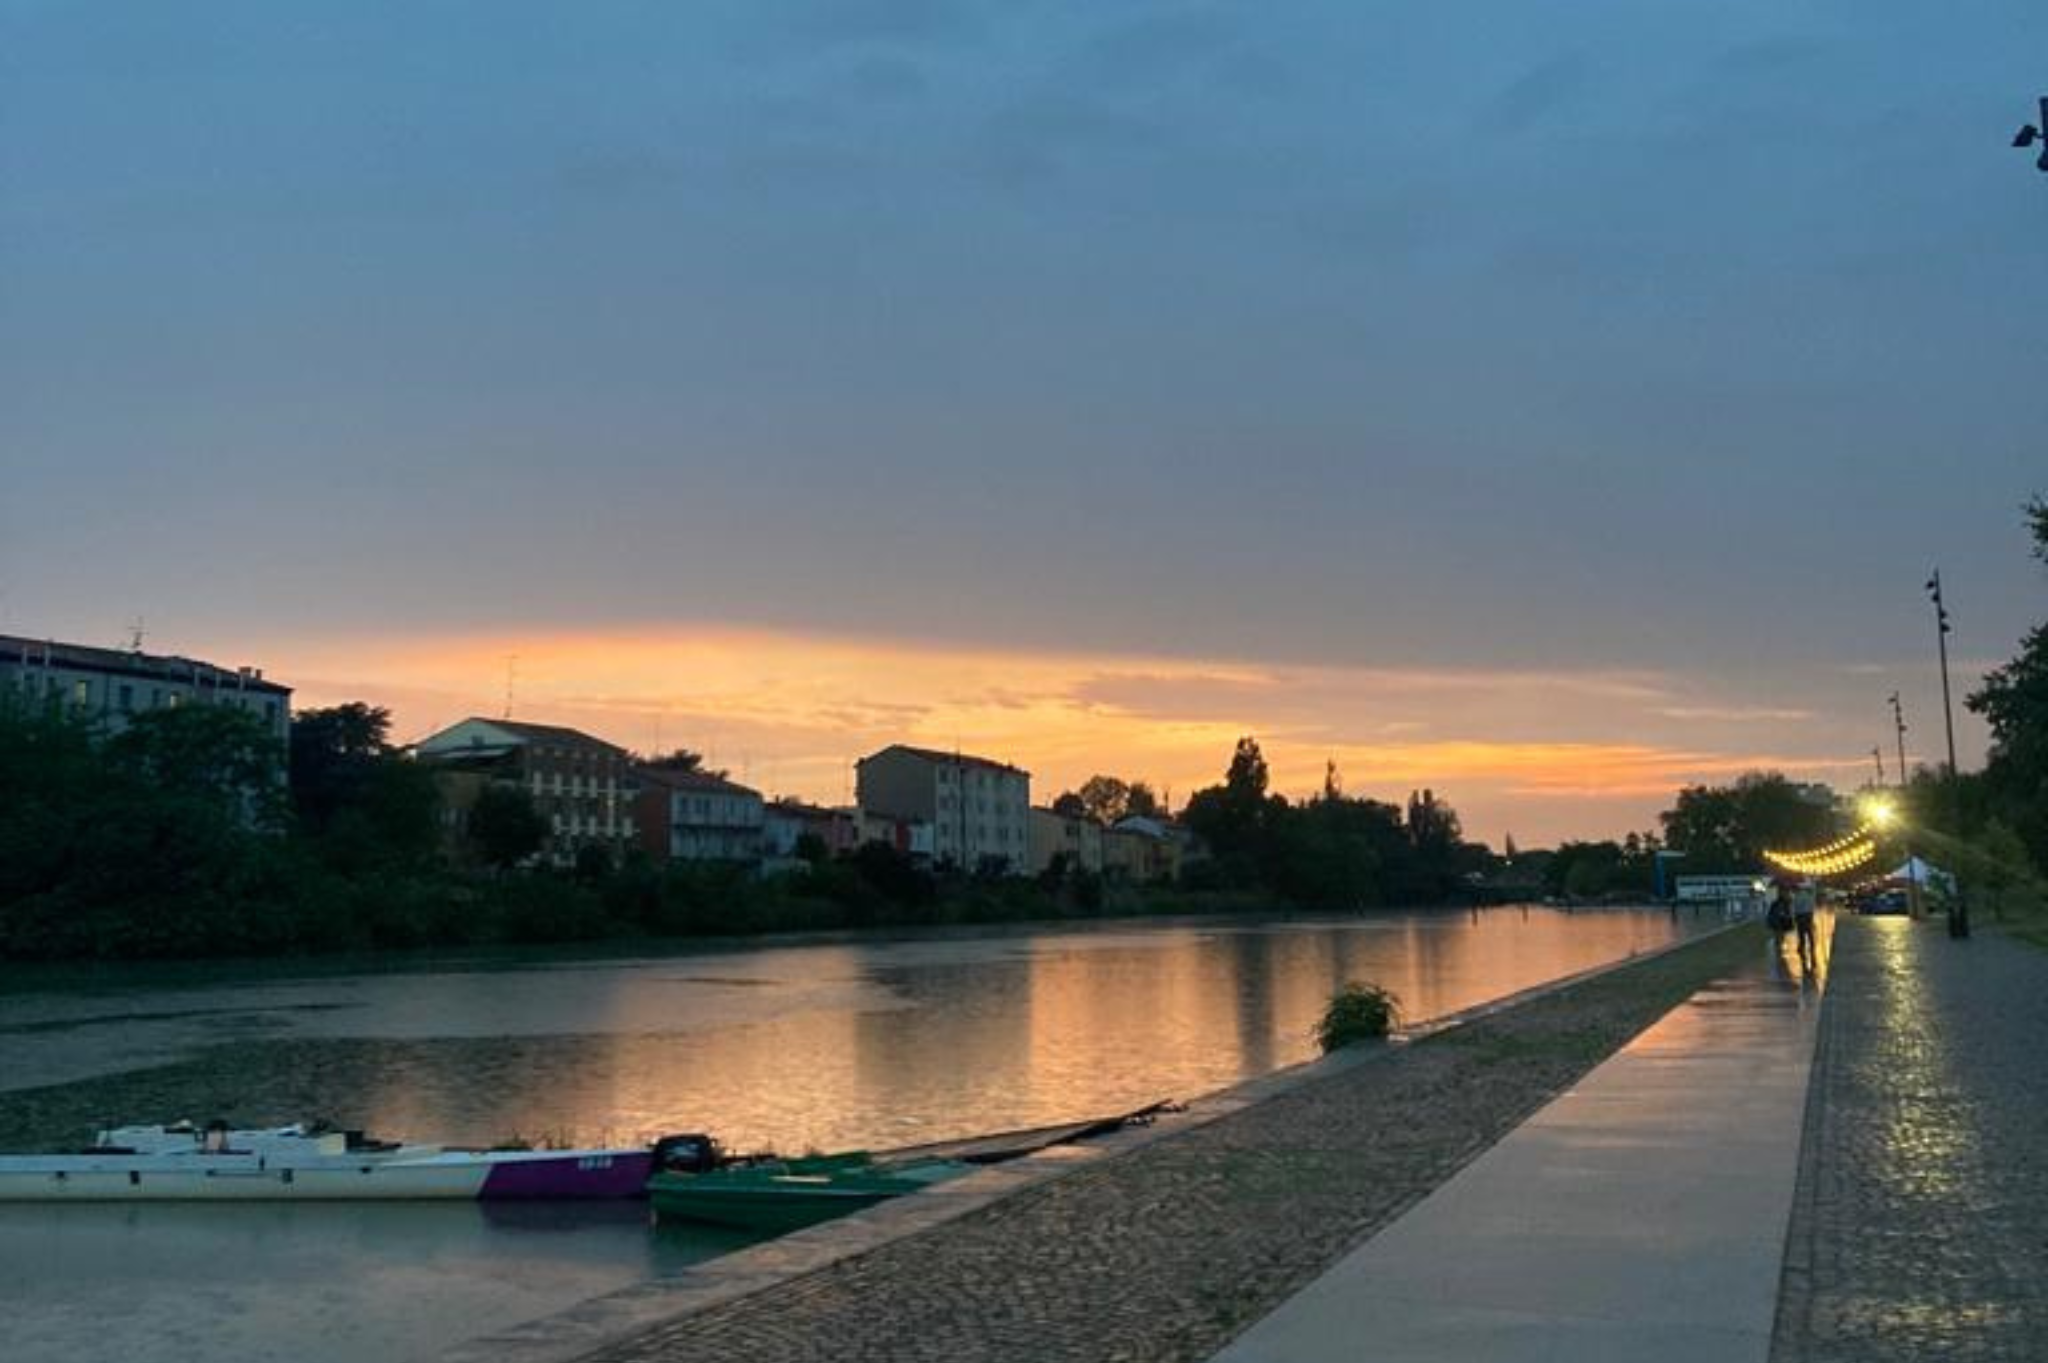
[{"left": 1861, "top": 795, "right": 1897, "bottom": 829}]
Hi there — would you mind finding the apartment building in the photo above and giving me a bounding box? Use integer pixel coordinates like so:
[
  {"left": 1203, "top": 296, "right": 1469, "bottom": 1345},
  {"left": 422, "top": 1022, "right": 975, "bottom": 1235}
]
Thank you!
[
  {"left": 414, "top": 717, "right": 633, "bottom": 867},
  {"left": 855, "top": 744, "right": 1030, "bottom": 872},
  {"left": 0, "top": 633, "right": 290, "bottom": 748},
  {"left": 635, "top": 766, "right": 765, "bottom": 863}
]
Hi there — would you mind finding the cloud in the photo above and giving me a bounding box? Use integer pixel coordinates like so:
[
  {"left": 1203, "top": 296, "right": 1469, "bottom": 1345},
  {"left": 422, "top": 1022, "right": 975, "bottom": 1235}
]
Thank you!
[
  {"left": 1653, "top": 705, "right": 1813, "bottom": 722},
  {"left": 252, "top": 620, "right": 1878, "bottom": 844}
]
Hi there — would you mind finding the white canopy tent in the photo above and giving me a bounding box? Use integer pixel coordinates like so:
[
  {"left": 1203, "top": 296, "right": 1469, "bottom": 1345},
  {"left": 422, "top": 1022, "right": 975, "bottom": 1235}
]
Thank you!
[{"left": 1886, "top": 857, "right": 1955, "bottom": 891}]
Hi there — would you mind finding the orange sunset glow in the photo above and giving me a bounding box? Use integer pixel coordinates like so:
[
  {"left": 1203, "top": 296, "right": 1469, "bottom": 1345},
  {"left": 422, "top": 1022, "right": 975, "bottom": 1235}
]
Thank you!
[{"left": 250, "top": 622, "right": 1869, "bottom": 843}]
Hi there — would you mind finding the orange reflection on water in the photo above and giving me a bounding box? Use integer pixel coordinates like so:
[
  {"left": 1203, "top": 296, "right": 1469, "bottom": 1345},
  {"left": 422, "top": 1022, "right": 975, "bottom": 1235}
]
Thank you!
[{"left": 308, "top": 911, "right": 1716, "bottom": 1156}]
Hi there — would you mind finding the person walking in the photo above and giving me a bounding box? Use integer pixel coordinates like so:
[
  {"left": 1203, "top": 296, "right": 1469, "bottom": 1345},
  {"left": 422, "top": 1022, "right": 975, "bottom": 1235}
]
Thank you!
[
  {"left": 1793, "top": 880, "right": 1818, "bottom": 968},
  {"left": 1767, "top": 882, "right": 1794, "bottom": 938}
]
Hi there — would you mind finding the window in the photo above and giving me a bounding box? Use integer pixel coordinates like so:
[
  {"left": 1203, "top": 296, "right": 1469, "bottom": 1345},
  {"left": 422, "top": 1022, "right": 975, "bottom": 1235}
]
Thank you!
[
  {"left": 73, "top": 679, "right": 91, "bottom": 705},
  {"left": 118, "top": 684, "right": 134, "bottom": 711}
]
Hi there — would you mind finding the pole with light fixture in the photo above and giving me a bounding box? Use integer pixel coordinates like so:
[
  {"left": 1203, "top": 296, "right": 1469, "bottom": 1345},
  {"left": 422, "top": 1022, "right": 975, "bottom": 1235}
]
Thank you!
[
  {"left": 1924, "top": 570, "right": 1969, "bottom": 938},
  {"left": 1889, "top": 691, "right": 1922, "bottom": 919},
  {"left": 2015, "top": 97, "right": 2048, "bottom": 171}
]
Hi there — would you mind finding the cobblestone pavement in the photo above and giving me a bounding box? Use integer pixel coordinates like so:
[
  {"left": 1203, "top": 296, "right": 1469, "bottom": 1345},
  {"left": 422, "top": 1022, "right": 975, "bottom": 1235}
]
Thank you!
[
  {"left": 580, "top": 929, "right": 1762, "bottom": 1363},
  {"left": 1773, "top": 918, "right": 2048, "bottom": 1362}
]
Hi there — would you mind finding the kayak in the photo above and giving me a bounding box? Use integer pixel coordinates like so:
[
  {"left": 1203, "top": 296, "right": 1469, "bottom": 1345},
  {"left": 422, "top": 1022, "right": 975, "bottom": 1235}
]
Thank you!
[{"left": 648, "top": 1152, "right": 973, "bottom": 1233}]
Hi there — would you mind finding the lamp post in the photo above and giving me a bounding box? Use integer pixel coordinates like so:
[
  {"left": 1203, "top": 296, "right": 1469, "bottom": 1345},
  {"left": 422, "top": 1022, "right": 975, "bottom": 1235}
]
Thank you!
[
  {"left": 1924, "top": 570, "right": 1969, "bottom": 938},
  {"left": 1889, "top": 692, "right": 1922, "bottom": 919}
]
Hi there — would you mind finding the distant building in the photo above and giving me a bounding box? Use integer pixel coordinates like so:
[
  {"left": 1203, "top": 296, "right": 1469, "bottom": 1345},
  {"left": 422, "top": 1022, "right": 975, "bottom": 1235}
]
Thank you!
[
  {"left": 855, "top": 808, "right": 936, "bottom": 862},
  {"left": 762, "top": 799, "right": 859, "bottom": 870},
  {"left": 0, "top": 633, "right": 290, "bottom": 748},
  {"left": 1029, "top": 807, "right": 1105, "bottom": 875},
  {"left": 855, "top": 744, "right": 1031, "bottom": 872},
  {"left": 1103, "top": 816, "right": 1203, "bottom": 884},
  {"left": 414, "top": 717, "right": 632, "bottom": 867},
  {"left": 635, "top": 766, "right": 765, "bottom": 864}
]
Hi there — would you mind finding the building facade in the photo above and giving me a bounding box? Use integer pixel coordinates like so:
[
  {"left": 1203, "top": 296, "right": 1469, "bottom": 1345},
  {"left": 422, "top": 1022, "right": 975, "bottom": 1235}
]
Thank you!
[
  {"left": 0, "top": 634, "right": 290, "bottom": 748},
  {"left": 855, "top": 744, "right": 1030, "bottom": 872},
  {"left": 1029, "top": 807, "right": 1105, "bottom": 875},
  {"left": 761, "top": 800, "right": 859, "bottom": 870},
  {"left": 635, "top": 766, "right": 765, "bottom": 863},
  {"left": 414, "top": 717, "right": 633, "bottom": 867}
]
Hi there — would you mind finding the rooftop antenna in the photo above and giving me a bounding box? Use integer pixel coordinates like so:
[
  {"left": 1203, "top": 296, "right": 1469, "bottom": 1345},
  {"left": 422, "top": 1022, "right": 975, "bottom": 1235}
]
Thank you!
[
  {"left": 503, "top": 654, "right": 518, "bottom": 720},
  {"left": 127, "top": 617, "right": 146, "bottom": 654}
]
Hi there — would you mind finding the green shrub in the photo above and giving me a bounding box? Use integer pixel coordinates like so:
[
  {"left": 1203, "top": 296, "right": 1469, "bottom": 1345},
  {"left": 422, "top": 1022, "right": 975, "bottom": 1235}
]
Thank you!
[{"left": 1316, "top": 981, "right": 1401, "bottom": 1052}]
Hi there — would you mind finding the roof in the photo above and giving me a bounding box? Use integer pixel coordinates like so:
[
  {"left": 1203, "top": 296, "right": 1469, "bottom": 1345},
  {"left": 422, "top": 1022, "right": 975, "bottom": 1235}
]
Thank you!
[
  {"left": 766, "top": 799, "right": 845, "bottom": 821},
  {"left": 859, "top": 743, "right": 1029, "bottom": 777},
  {"left": 0, "top": 633, "right": 291, "bottom": 696},
  {"left": 635, "top": 765, "right": 760, "bottom": 798},
  {"left": 480, "top": 718, "right": 631, "bottom": 753},
  {"left": 416, "top": 717, "right": 629, "bottom": 757}
]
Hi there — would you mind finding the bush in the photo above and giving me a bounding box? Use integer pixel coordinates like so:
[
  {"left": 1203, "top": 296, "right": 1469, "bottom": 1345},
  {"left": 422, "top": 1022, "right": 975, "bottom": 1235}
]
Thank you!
[{"left": 1316, "top": 981, "right": 1401, "bottom": 1052}]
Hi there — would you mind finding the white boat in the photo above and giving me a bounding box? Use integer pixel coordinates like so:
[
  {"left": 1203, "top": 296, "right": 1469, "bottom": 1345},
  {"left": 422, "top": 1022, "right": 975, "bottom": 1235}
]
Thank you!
[{"left": 0, "top": 1121, "right": 669, "bottom": 1202}]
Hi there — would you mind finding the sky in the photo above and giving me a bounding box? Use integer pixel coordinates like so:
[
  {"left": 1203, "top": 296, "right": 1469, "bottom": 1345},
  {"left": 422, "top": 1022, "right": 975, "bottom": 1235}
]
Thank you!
[{"left": 3, "top": 2, "right": 2045, "bottom": 844}]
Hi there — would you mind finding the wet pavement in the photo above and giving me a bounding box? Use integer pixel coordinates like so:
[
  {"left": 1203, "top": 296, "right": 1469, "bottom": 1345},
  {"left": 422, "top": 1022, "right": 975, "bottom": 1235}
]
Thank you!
[
  {"left": 1213, "top": 926, "right": 1824, "bottom": 1363},
  {"left": 1771, "top": 916, "right": 2048, "bottom": 1362}
]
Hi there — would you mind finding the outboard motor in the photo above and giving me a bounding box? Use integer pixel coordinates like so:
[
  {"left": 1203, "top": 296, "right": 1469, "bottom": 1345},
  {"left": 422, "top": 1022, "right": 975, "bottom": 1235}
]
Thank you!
[{"left": 651, "top": 1133, "right": 722, "bottom": 1174}]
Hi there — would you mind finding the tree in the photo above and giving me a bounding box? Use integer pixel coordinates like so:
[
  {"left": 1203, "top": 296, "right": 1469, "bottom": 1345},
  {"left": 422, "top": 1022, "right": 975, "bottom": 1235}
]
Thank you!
[
  {"left": 1124, "top": 781, "right": 1164, "bottom": 820},
  {"left": 1966, "top": 496, "right": 2048, "bottom": 869},
  {"left": 290, "top": 702, "right": 393, "bottom": 829},
  {"left": 468, "top": 785, "right": 548, "bottom": 869},
  {"left": 1050, "top": 791, "right": 1089, "bottom": 819},
  {"left": 641, "top": 748, "right": 718, "bottom": 775},
  {"left": 108, "top": 703, "right": 287, "bottom": 830},
  {"left": 1659, "top": 772, "right": 1835, "bottom": 872},
  {"left": 1076, "top": 775, "right": 1133, "bottom": 825},
  {"left": 290, "top": 703, "right": 438, "bottom": 868},
  {"left": 1182, "top": 737, "right": 1280, "bottom": 882}
]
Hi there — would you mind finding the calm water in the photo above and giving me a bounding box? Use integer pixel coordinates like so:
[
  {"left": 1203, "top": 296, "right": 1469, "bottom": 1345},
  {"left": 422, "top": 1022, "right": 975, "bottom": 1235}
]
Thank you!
[{"left": 0, "top": 906, "right": 1712, "bottom": 1363}]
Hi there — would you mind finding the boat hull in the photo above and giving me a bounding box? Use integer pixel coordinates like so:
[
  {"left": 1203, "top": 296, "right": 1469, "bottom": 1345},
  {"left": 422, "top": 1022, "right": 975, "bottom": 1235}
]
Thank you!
[
  {"left": 0, "top": 1150, "right": 656, "bottom": 1202},
  {"left": 649, "top": 1155, "right": 971, "bottom": 1233}
]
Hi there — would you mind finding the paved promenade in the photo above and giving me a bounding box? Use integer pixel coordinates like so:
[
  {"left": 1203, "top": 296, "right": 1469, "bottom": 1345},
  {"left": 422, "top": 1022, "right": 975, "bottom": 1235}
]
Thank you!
[
  {"left": 1213, "top": 935, "right": 1823, "bottom": 1363},
  {"left": 1773, "top": 916, "right": 2048, "bottom": 1361},
  {"left": 525, "top": 928, "right": 1763, "bottom": 1363}
]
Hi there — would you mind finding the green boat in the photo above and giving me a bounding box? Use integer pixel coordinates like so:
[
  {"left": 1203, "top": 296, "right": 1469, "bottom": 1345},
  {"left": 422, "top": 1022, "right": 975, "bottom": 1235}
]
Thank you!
[{"left": 648, "top": 1151, "right": 974, "bottom": 1234}]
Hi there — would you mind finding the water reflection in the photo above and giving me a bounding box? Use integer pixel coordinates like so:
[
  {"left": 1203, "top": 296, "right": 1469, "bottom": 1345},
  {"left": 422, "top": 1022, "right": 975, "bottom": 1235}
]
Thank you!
[
  {"left": 0, "top": 908, "right": 1714, "bottom": 1363},
  {"left": 3, "top": 909, "right": 1716, "bottom": 1157}
]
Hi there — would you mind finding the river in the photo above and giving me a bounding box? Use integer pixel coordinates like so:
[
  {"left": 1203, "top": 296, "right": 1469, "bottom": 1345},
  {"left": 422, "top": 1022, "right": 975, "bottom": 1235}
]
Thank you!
[{"left": 0, "top": 905, "right": 1716, "bottom": 1363}]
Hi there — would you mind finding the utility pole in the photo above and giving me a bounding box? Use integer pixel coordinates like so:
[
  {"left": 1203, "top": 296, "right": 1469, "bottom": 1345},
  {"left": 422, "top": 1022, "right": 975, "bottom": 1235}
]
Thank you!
[
  {"left": 1889, "top": 693, "right": 1908, "bottom": 790},
  {"left": 1925, "top": 570, "right": 1969, "bottom": 938},
  {"left": 1890, "top": 692, "right": 1921, "bottom": 920}
]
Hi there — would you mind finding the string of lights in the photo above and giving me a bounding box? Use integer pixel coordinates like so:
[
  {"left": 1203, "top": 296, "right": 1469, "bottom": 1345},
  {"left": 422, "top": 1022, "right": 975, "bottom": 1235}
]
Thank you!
[{"left": 1763, "top": 824, "right": 1881, "bottom": 878}]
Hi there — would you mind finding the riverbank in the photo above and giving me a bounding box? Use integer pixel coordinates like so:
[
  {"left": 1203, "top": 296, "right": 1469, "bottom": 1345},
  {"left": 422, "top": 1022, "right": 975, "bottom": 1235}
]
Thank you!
[{"left": 448, "top": 922, "right": 1764, "bottom": 1363}]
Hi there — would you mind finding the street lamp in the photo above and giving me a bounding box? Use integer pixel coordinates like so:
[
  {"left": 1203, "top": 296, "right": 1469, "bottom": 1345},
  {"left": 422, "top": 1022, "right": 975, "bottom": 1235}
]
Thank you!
[
  {"left": 2016, "top": 96, "right": 2048, "bottom": 171},
  {"left": 1924, "top": 570, "right": 1969, "bottom": 939},
  {"left": 1889, "top": 692, "right": 1922, "bottom": 919}
]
